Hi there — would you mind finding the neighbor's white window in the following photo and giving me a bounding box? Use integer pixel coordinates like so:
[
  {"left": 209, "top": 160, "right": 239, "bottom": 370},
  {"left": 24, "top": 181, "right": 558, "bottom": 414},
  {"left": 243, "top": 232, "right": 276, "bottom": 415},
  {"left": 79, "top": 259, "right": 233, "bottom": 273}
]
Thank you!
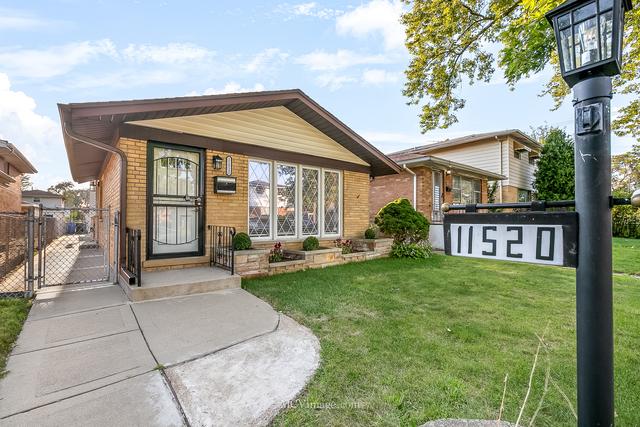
[
  {"left": 248, "top": 160, "right": 271, "bottom": 238},
  {"left": 248, "top": 160, "right": 341, "bottom": 239},
  {"left": 453, "top": 175, "right": 481, "bottom": 204}
]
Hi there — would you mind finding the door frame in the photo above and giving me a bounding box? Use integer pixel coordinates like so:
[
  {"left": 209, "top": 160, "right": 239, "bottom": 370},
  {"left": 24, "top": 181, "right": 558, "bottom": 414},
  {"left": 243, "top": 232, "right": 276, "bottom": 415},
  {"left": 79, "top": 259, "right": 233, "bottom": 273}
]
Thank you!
[{"left": 146, "top": 141, "right": 206, "bottom": 260}]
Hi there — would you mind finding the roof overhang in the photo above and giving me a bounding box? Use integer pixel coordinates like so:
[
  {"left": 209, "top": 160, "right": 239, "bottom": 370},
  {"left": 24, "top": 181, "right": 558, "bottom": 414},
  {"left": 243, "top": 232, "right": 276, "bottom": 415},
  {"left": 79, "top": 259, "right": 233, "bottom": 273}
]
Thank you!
[
  {"left": 401, "top": 155, "right": 507, "bottom": 181},
  {"left": 0, "top": 140, "right": 37, "bottom": 174},
  {"left": 58, "top": 89, "right": 401, "bottom": 182}
]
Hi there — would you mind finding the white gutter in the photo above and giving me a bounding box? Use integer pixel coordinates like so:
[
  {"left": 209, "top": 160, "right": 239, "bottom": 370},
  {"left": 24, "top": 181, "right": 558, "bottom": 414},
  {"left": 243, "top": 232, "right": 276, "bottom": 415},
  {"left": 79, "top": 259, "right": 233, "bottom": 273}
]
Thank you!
[{"left": 402, "top": 164, "right": 417, "bottom": 208}]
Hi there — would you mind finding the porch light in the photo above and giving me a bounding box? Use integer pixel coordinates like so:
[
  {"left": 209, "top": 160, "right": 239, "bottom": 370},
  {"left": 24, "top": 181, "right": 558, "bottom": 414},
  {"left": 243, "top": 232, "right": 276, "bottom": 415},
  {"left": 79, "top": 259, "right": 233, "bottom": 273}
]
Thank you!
[
  {"left": 632, "top": 189, "right": 640, "bottom": 207},
  {"left": 546, "top": 0, "right": 633, "bottom": 87},
  {"left": 212, "top": 155, "right": 223, "bottom": 170},
  {"left": 89, "top": 181, "right": 97, "bottom": 191}
]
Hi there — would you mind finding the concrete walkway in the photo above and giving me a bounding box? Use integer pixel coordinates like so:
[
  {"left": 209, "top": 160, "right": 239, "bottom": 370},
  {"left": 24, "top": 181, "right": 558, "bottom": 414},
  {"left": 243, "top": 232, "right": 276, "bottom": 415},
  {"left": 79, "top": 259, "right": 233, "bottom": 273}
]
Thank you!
[{"left": 0, "top": 284, "right": 320, "bottom": 426}]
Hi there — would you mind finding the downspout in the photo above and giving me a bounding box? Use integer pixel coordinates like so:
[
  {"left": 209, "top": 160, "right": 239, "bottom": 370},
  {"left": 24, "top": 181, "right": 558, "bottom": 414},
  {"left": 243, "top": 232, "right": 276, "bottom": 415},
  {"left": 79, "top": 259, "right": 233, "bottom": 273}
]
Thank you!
[
  {"left": 402, "top": 164, "right": 417, "bottom": 209},
  {"left": 63, "top": 122, "right": 128, "bottom": 277},
  {"left": 497, "top": 136, "right": 504, "bottom": 203}
]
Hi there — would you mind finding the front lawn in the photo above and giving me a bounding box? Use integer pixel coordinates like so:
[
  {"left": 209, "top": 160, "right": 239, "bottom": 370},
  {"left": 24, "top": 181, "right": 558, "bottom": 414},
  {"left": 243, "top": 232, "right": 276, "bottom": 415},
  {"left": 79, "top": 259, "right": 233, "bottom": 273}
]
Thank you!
[
  {"left": 0, "top": 298, "right": 30, "bottom": 378},
  {"left": 613, "top": 237, "right": 640, "bottom": 275},
  {"left": 244, "top": 255, "right": 640, "bottom": 426}
]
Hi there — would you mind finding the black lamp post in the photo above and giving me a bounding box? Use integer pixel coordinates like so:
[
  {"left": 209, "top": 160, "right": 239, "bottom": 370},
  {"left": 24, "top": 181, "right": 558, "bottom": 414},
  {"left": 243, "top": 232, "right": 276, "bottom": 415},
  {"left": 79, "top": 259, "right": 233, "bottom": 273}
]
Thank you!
[{"left": 546, "top": 1, "right": 632, "bottom": 425}]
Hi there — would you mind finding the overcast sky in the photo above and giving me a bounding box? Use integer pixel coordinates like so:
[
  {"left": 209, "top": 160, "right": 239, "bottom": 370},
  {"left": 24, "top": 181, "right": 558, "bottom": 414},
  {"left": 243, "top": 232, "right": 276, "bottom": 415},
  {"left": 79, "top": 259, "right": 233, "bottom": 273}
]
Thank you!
[{"left": 0, "top": 0, "right": 635, "bottom": 189}]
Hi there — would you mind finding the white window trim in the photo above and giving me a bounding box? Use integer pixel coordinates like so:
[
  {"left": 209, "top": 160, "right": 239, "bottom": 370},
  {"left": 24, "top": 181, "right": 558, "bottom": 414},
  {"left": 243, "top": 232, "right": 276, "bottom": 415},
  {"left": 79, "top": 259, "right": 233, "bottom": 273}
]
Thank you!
[
  {"left": 320, "top": 168, "right": 342, "bottom": 238},
  {"left": 275, "top": 161, "right": 298, "bottom": 240},
  {"left": 300, "top": 166, "right": 321, "bottom": 238},
  {"left": 248, "top": 159, "right": 342, "bottom": 241},
  {"left": 248, "top": 158, "right": 273, "bottom": 241}
]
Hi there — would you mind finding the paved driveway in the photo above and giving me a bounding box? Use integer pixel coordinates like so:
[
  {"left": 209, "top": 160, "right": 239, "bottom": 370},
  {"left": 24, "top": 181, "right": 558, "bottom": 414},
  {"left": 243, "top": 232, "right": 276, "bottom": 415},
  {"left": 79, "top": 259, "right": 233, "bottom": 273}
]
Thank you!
[{"left": 0, "top": 284, "right": 319, "bottom": 426}]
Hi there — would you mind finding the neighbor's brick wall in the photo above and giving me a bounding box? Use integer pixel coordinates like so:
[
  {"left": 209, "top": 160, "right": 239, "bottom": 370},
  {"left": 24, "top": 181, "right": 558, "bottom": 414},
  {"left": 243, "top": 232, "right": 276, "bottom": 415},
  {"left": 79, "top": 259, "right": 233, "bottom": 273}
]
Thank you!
[
  {"left": 369, "top": 170, "right": 413, "bottom": 219},
  {"left": 501, "top": 185, "right": 520, "bottom": 203},
  {"left": 369, "top": 166, "right": 435, "bottom": 221},
  {"left": 343, "top": 170, "right": 369, "bottom": 239},
  {"left": 0, "top": 168, "right": 22, "bottom": 212}
]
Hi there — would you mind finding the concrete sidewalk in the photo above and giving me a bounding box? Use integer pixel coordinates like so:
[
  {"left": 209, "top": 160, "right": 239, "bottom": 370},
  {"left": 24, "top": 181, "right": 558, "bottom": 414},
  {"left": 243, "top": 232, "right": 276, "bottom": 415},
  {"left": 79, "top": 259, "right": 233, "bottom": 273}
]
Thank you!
[{"left": 0, "top": 283, "right": 319, "bottom": 426}]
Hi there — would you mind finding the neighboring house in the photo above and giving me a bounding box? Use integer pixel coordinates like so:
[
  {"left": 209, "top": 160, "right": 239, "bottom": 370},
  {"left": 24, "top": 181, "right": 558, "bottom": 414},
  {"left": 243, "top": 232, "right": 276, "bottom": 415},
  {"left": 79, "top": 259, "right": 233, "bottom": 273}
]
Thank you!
[
  {"left": 58, "top": 90, "right": 400, "bottom": 282},
  {"left": 22, "top": 190, "right": 65, "bottom": 209},
  {"left": 370, "top": 154, "right": 505, "bottom": 224},
  {"left": 0, "top": 140, "right": 37, "bottom": 212},
  {"left": 392, "top": 130, "right": 542, "bottom": 205}
]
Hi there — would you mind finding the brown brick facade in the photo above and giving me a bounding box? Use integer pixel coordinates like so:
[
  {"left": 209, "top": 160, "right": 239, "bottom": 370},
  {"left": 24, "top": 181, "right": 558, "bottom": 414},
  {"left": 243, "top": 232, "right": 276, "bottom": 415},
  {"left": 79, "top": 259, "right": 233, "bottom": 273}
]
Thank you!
[{"left": 97, "top": 137, "right": 371, "bottom": 272}]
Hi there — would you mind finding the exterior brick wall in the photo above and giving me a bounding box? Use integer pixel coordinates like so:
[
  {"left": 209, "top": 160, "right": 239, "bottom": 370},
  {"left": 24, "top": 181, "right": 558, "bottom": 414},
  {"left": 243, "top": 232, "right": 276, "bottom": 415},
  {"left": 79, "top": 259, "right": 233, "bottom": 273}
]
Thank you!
[
  {"left": 0, "top": 171, "right": 22, "bottom": 212},
  {"left": 97, "top": 137, "right": 373, "bottom": 272},
  {"left": 343, "top": 171, "right": 370, "bottom": 239},
  {"left": 501, "top": 185, "right": 520, "bottom": 203},
  {"left": 98, "top": 150, "right": 122, "bottom": 273}
]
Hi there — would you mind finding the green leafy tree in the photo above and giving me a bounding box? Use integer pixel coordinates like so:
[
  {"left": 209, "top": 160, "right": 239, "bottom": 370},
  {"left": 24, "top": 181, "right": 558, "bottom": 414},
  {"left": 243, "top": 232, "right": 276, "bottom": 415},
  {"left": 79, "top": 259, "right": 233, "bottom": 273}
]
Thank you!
[
  {"left": 402, "top": 0, "right": 640, "bottom": 140},
  {"left": 48, "top": 181, "right": 89, "bottom": 208},
  {"left": 612, "top": 144, "right": 640, "bottom": 193},
  {"left": 20, "top": 175, "right": 33, "bottom": 191},
  {"left": 533, "top": 127, "right": 575, "bottom": 201}
]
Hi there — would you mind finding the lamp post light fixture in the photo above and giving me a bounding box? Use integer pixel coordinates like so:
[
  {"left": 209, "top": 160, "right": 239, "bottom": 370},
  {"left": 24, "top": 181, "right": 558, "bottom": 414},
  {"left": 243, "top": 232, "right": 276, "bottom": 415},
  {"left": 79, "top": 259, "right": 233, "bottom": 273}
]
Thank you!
[
  {"left": 212, "top": 155, "right": 223, "bottom": 170},
  {"left": 546, "top": 1, "right": 632, "bottom": 425}
]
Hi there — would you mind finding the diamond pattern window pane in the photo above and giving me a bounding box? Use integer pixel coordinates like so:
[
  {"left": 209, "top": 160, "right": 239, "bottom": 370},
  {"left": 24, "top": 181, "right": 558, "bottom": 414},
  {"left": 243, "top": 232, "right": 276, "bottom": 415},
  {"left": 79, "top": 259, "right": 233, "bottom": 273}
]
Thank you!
[
  {"left": 277, "top": 164, "right": 296, "bottom": 237},
  {"left": 324, "top": 171, "right": 339, "bottom": 234},
  {"left": 302, "top": 169, "right": 319, "bottom": 235},
  {"left": 248, "top": 161, "right": 271, "bottom": 238}
]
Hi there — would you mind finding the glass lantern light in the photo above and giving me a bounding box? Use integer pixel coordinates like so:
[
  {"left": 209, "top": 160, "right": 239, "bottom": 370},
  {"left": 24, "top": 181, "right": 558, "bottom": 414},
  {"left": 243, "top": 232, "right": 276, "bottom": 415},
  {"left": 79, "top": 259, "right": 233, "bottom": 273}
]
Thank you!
[
  {"left": 546, "top": 0, "right": 633, "bottom": 87},
  {"left": 212, "top": 154, "right": 223, "bottom": 170}
]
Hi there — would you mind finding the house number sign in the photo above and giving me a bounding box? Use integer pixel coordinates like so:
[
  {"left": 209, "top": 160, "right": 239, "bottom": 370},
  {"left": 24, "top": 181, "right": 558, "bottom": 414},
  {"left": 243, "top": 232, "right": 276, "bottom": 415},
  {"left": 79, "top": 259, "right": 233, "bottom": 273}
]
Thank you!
[{"left": 444, "top": 212, "right": 578, "bottom": 268}]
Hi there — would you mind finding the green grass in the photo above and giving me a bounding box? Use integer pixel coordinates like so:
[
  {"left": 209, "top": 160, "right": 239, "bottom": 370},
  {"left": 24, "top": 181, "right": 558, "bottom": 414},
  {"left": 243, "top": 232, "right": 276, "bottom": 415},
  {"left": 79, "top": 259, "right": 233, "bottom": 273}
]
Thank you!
[
  {"left": 0, "top": 299, "right": 30, "bottom": 378},
  {"left": 244, "top": 254, "right": 640, "bottom": 426},
  {"left": 613, "top": 237, "right": 640, "bottom": 275}
]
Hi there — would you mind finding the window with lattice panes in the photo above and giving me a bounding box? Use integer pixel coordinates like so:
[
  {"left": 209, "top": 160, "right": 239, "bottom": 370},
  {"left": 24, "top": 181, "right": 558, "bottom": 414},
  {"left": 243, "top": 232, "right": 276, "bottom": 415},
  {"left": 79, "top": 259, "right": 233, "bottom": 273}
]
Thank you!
[
  {"left": 248, "top": 160, "right": 271, "bottom": 238},
  {"left": 276, "top": 164, "right": 296, "bottom": 237},
  {"left": 323, "top": 171, "right": 340, "bottom": 235}
]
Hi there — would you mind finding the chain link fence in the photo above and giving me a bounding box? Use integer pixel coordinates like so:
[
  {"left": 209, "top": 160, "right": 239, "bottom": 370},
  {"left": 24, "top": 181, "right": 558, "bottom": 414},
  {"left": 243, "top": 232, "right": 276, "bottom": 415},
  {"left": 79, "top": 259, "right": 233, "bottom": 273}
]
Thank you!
[{"left": 0, "top": 212, "right": 29, "bottom": 297}]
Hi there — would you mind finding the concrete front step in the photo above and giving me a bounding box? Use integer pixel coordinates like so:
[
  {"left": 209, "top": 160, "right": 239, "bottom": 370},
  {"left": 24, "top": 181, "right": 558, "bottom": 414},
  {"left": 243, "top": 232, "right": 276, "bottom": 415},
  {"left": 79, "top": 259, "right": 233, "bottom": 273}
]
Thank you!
[{"left": 121, "top": 267, "right": 241, "bottom": 302}]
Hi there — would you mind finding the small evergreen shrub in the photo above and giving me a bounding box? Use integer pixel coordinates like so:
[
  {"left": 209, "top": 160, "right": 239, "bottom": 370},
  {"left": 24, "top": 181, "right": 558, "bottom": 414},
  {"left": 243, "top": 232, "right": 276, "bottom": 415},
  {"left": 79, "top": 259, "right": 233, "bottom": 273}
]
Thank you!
[
  {"left": 374, "top": 198, "right": 430, "bottom": 243},
  {"left": 302, "top": 236, "right": 320, "bottom": 251},
  {"left": 390, "top": 241, "right": 432, "bottom": 259},
  {"left": 364, "top": 227, "right": 377, "bottom": 239},
  {"left": 232, "top": 232, "right": 252, "bottom": 250}
]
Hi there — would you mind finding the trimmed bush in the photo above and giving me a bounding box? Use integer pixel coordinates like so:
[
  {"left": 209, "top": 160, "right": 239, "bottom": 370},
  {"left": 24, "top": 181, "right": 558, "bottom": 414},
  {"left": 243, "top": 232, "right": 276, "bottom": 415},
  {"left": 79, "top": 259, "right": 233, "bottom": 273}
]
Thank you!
[
  {"left": 232, "top": 232, "right": 252, "bottom": 250},
  {"left": 390, "top": 241, "right": 432, "bottom": 259},
  {"left": 374, "top": 198, "right": 430, "bottom": 244},
  {"left": 302, "top": 236, "right": 320, "bottom": 251},
  {"left": 364, "top": 227, "right": 377, "bottom": 239}
]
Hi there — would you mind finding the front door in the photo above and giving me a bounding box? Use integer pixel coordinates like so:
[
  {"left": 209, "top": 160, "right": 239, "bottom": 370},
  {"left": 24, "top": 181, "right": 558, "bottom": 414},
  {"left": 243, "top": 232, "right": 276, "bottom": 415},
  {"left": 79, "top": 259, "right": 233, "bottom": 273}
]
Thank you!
[{"left": 147, "top": 142, "right": 204, "bottom": 259}]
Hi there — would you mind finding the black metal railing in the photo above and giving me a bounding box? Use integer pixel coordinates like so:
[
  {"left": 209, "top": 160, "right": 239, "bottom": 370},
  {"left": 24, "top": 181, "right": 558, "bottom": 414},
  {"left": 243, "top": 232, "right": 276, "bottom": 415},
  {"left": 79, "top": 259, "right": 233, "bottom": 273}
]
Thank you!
[
  {"left": 209, "top": 225, "right": 236, "bottom": 275},
  {"left": 443, "top": 197, "right": 633, "bottom": 213},
  {"left": 125, "top": 228, "right": 142, "bottom": 286}
]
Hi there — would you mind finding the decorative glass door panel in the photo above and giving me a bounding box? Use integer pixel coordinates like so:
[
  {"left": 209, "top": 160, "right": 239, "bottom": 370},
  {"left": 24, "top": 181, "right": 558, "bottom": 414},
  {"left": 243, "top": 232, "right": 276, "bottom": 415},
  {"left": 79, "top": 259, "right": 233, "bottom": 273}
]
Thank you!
[{"left": 149, "top": 144, "right": 204, "bottom": 257}]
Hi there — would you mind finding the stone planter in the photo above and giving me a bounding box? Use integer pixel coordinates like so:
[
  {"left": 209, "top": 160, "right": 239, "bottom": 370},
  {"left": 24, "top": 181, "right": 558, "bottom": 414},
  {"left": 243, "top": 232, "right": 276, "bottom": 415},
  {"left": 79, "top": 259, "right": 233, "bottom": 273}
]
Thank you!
[
  {"left": 340, "top": 251, "right": 372, "bottom": 263},
  {"left": 268, "top": 258, "right": 307, "bottom": 275},
  {"left": 234, "top": 249, "right": 269, "bottom": 277},
  {"left": 352, "top": 238, "right": 393, "bottom": 255},
  {"left": 286, "top": 247, "right": 342, "bottom": 269}
]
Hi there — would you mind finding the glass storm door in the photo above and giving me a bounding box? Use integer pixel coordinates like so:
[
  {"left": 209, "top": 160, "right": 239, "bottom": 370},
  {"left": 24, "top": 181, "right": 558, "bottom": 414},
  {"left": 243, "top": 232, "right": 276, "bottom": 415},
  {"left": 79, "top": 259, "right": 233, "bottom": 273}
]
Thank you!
[{"left": 148, "top": 144, "right": 204, "bottom": 258}]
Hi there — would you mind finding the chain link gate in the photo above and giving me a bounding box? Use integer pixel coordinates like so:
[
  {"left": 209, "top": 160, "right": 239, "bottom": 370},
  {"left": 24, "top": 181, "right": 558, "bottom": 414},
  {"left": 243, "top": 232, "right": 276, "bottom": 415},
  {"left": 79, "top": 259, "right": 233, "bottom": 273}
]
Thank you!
[
  {"left": 40, "top": 207, "right": 111, "bottom": 287},
  {"left": 0, "top": 211, "right": 30, "bottom": 297}
]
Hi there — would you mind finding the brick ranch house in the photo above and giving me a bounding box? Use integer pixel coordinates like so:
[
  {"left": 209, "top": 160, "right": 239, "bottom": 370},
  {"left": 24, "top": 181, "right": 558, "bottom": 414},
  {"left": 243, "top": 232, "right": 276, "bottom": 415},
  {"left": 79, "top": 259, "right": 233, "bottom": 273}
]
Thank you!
[
  {"left": 0, "top": 139, "right": 37, "bottom": 213},
  {"left": 58, "top": 90, "right": 401, "bottom": 295}
]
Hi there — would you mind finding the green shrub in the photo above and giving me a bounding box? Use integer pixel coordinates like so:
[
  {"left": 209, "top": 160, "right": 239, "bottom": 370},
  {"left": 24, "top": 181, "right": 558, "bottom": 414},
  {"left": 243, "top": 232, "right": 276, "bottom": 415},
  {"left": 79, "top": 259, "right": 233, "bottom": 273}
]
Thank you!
[
  {"left": 364, "top": 227, "right": 377, "bottom": 239},
  {"left": 390, "top": 241, "right": 432, "bottom": 259},
  {"left": 374, "top": 198, "right": 430, "bottom": 243},
  {"left": 303, "top": 236, "right": 320, "bottom": 251},
  {"left": 232, "top": 232, "right": 252, "bottom": 250},
  {"left": 612, "top": 205, "right": 640, "bottom": 239},
  {"left": 334, "top": 238, "right": 354, "bottom": 254}
]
